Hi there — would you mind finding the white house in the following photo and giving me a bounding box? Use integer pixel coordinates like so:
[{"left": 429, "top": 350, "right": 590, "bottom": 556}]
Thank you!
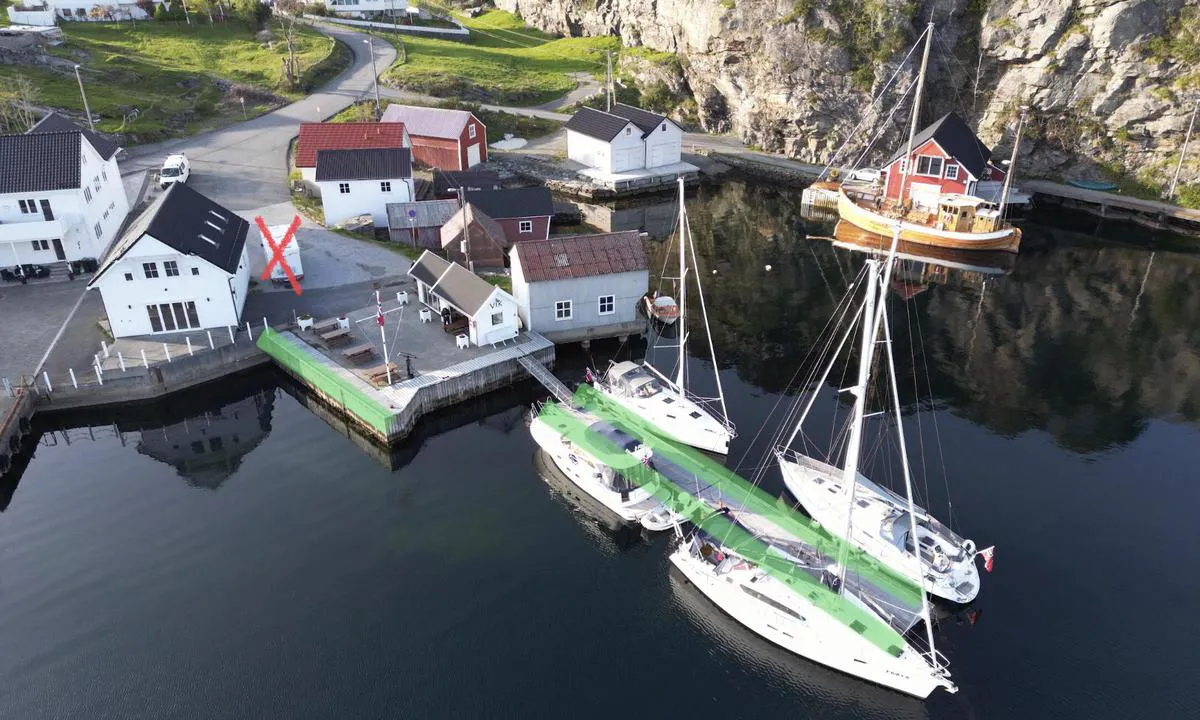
[
  {"left": 0, "top": 112, "right": 129, "bottom": 267},
  {"left": 315, "top": 147, "right": 413, "bottom": 228},
  {"left": 88, "top": 183, "right": 250, "bottom": 339},
  {"left": 511, "top": 231, "right": 648, "bottom": 344},
  {"left": 564, "top": 103, "right": 683, "bottom": 174},
  {"left": 6, "top": 0, "right": 153, "bottom": 25},
  {"left": 325, "top": 0, "right": 407, "bottom": 19},
  {"left": 407, "top": 250, "right": 520, "bottom": 347}
]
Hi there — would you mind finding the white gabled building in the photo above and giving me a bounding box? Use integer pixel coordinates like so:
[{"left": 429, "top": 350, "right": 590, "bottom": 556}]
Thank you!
[
  {"left": 407, "top": 250, "right": 520, "bottom": 347},
  {"left": 88, "top": 184, "right": 251, "bottom": 339},
  {"left": 325, "top": 0, "right": 407, "bottom": 19},
  {"left": 0, "top": 112, "right": 129, "bottom": 267},
  {"left": 315, "top": 147, "right": 414, "bottom": 228},
  {"left": 564, "top": 103, "right": 683, "bottom": 174}
]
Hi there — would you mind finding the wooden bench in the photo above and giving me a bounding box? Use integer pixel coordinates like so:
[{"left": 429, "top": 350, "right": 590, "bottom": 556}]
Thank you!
[
  {"left": 342, "top": 343, "right": 375, "bottom": 362},
  {"left": 366, "top": 362, "right": 399, "bottom": 385},
  {"left": 320, "top": 327, "right": 351, "bottom": 345},
  {"left": 313, "top": 318, "right": 341, "bottom": 334}
]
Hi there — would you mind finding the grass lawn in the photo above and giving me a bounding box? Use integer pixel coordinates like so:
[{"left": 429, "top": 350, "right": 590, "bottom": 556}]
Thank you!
[
  {"left": 0, "top": 21, "right": 341, "bottom": 141},
  {"left": 380, "top": 9, "right": 617, "bottom": 105}
]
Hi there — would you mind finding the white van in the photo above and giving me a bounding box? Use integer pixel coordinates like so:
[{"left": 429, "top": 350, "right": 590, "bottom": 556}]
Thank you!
[
  {"left": 160, "top": 154, "right": 190, "bottom": 189},
  {"left": 260, "top": 224, "right": 304, "bottom": 286}
]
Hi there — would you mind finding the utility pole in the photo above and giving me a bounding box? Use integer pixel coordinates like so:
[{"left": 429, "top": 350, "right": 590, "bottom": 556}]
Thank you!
[
  {"left": 1167, "top": 101, "right": 1198, "bottom": 201},
  {"left": 366, "top": 36, "right": 382, "bottom": 117},
  {"left": 606, "top": 51, "right": 613, "bottom": 112},
  {"left": 72, "top": 64, "right": 93, "bottom": 130}
]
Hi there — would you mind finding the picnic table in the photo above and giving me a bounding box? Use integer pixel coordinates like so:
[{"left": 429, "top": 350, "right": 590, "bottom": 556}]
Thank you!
[
  {"left": 320, "top": 327, "right": 351, "bottom": 346},
  {"left": 342, "top": 343, "right": 375, "bottom": 362},
  {"left": 366, "top": 362, "right": 399, "bottom": 385},
  {"left": 313, "top": 318, "right": 341, "bottom": 334}
]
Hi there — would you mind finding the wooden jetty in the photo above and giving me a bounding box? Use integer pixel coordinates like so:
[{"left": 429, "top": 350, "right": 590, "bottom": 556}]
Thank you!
[{"left": 1023, "top": 180, "right": 1200, "bottom": 236}]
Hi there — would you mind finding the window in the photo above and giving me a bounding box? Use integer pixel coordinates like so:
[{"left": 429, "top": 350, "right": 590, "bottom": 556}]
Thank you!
[
  {"left": 103, "top": 209, "right": 109, "bottom": 221},
  {"left": 101, "top": 169, "right": 108, "bottom": 182},
  {"left": 380, "top": 181, "right": 392, "bottom": 193},
  {"left": 185, "top": 301, "right": 200, "bottom": 328},
  {"left": 124, "top": 272, "right": 133, "bottom": 281},
  {"left": 191, "top": 441, "right": 204, "bottom": 454},
  {"left": 555, "top": 300, "right": 572, "bottom": 320},
  {"left": 624, "top": 127, "right": 631, "bottom": 136},
  {"left": 83, "top": 186, "right": 93, "bottom": 203},
  {"left": 18, "top": 199, "right": 36, "bottom": 214},
  {"left": 94, "top": 223, "right": 102, "bottom": 239},
  {"left": 338, "top": 183, "right": 350, "bottom": 194},
  {"left": 209, "top": 437, "right": 223, "bottom": 452},
  {"left": 491, "top": 312, "right": 503, "bottom": 326},
  {"left": 519, "top": 220, "right": 533, "bottom": 233},
  {"left": 143, "top": 262, "right": 159, "bottom": 279},
  {"left": 93, "top": 176, "right": 101, "bottom": 192},
  {"left": 915, "top": 156, "right": 944, "bottom": 177},
  {"left": 191, "top": 267, "right": 200, "bottom": 276},
  {"left": 147, "top": 304, "right": 163, "bottom": 332},
  {"left": 661, "top": 123, "right": 667, "bottom": 131},
  {"left": 468, "top": 123, "right": 477, "bottom": 139},
  {"left": 164, "top": 261, "right": 179, "bottom": 277},
  {"left": 30, "top": 240, "right": 49, "bottom": 251},
  {"left": 945, "top": 164, "right": 959, "bottom": 180},
  {"left": 898, "top": 159, "right": 908, "bottom": 174},
  {"left": 598, "top": 295, "right": 615, "bottom": 315}
]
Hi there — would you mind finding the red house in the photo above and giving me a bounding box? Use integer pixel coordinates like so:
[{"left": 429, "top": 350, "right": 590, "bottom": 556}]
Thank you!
[
  {"left": 380, "top": 104, "right": 488, "bottom": 171},
  {"left": 882, "top": 113, "right": 1007, "bottom": 210},
  {"left": 463, "top": 187, "right": 553, "bottom": 243},
  {"left": 295, "top": 122, "right": 409, "bottom": 183}
]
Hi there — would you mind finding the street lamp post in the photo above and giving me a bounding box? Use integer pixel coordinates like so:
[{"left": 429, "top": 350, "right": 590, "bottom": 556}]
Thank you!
[
  {"left": 239, "top": 96, "right": 246, "bottom": 120},
  {"left": 365, "top": 37, "right": 382, "bottom": 118},
  {"left": 73, "top": 65, "right": 94, "bottom": 131}
]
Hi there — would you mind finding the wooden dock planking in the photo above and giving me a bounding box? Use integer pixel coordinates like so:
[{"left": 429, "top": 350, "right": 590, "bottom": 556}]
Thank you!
[{"left": 1024, "top": 180, "right": 1200, "bottom": 226}]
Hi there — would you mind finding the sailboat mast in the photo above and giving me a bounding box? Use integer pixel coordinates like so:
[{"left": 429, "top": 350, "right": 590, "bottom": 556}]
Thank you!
[
  {"left": 997, "top": 107, "right": 1027, "bottom": 214},
  {"left": 676, "top": 177, "right": 687, "bottom": 392},
  {"left": 896, "top": 23, "right": 935, "bottom": 209},
  {"left": 839, "top": 259, "right": 879, "bottom": 495},
  {"left": 879, "top": 295, "right": 940, "bottom": 669}
]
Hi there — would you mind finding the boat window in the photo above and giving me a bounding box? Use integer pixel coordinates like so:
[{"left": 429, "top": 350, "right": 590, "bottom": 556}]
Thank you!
[
  {"left": 920, "top": 536, "right": 936, "bottom": 546},
  {"left": 689, "top": 411, "right": 701, "bottom": 419},
  {"left": 662, "top": 397, "right": 674, "bottom": 404},
  {"left": 741, "top": 586, "right": 805, "bottom": 622}
]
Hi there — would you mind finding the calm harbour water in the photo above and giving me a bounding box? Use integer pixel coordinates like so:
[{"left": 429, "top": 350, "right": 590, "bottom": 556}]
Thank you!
[{"left": 3, "top": 179, "right": 1199, "bottom": 719}]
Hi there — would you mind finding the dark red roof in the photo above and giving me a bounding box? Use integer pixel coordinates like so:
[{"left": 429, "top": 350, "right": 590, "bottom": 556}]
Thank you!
[
  {"left": 515, "top": 231, "right": 647, "bottom": 282},
  {"left": 295, "top": 122, "right": 406, "bottom": 168}
]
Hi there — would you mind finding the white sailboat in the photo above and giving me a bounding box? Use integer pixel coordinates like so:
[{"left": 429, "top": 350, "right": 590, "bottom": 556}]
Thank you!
[
  {"left": 668, "top": 504, "right": 957, "bottom": 698},
  {"left": 528, "top": 402, "right": 673, "bottom": 526},
  {"left": 591, "top": 178, "right": 736, "bottom": 455},
  {"left": 776, "top": 26, "right": 987, "bottom": 604}
]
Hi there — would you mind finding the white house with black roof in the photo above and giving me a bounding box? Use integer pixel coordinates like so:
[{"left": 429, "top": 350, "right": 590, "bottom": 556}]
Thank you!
[
  {"left": 87, "top": 184, "right": 251, "bottom": 339},
  {"left": 407, "top": 250, "right": 520, "bottom": 347},
  {"left": 315, "top": 147, "right": 413, "bottom": 228},
  {"left": 0, "top": 112, "right": 129, "bottom": 269},
  {"left": 564, "top": 103, "right": 684, "bottom": 174}
]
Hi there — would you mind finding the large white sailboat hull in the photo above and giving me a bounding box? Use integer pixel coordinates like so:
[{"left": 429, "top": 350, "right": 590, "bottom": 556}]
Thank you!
[
  {"left": 777, "top": 453, "right": 980, "bottom": 604},
  {"left": 529, "top": 415, "right": 660, "bottom": 524},
  {"left": 592, "top": 366, "right": 733, "bottom": 455},
  {"left": 669, "top": 544, "right": 951, "bottom": 699}
]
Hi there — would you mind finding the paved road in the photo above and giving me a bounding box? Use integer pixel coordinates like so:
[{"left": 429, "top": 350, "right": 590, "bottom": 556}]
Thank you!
[{"left": 121, "top": 22, "right": 398, "bottom": 212}]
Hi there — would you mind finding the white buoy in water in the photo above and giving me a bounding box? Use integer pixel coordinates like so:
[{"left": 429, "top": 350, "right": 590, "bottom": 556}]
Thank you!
[{"left": 765, "top": 264, "right": 773, "bottom": 271}]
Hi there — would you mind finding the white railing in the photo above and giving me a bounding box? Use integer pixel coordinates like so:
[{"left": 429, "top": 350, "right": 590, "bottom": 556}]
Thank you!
[{"left": 308, "top": 14, "right": 470, "bottom": 37}]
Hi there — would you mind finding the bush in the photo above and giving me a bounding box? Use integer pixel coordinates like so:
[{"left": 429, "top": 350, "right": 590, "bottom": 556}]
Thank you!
[{"left": 1178, "top": 184, "right": 1200, "bottom": 210}]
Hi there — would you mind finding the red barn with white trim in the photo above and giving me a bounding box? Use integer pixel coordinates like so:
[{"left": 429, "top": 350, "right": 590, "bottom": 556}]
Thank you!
[
  {"left": 380, "top": 104, "right": 488, "bottom": 171},
  {"left": 882, "top": 113, "right": 1007, "bottom": 210}
]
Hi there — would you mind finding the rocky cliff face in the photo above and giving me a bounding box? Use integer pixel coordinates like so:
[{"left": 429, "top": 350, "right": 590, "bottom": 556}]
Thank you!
[{"left": 496, "top": 0, "right": 1199, "bottom": 191}]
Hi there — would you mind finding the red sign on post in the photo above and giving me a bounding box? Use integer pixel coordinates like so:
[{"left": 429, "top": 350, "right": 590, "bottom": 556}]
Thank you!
[{"left": 256, "top": 215, "right": 303, "bottom": 296}]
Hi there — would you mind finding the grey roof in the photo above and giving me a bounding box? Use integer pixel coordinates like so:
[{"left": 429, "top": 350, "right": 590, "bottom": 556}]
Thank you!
[
  {"left": 433, "top": 170, "right": 501, "bottom": 197},
  {"left": 440, "top": 203, "right": 507, "bottom": 249},
  {"left": 887, "top": 112, "right": 992, "bottom": 179},
  {"left": 28, "top": 111, "right": 120, "bottom": 160},
  {"left": 564, "top": 106, "right": 634, "bottom": 142},
  {"left": 380, "top": 104, "right": 474, "bottom": 139},
  {"left": 463, "top": 187, "right": 553, "bottom": 220},
  {"left": 315, "top": 147, "right": 412, "bottom": 181},
  {"left": 0, "top": 131, "right": 81, "bottom": 194},
  {"left": 90, "top": 184, "right": 248, "bottom": 285},
  {"left": 608, "top": 103, "right": 671, "bottom": 136},
  {"left": 387, "top": 199, "right": 460, "bottom": 229},
  {"left": 514, "top": 231, "right": 647, "bottom": 282},
  {"left": 406, "top": 250, "right": 501, "bottom": 316}
]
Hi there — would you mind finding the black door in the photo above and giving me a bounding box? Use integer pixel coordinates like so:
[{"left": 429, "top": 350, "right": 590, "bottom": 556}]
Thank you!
[
  {"left": 39, "top": 199, "right": 53, "bottom": 220},
  {"left": 51, "top": 239, "right": 65, "bottom": 260}
]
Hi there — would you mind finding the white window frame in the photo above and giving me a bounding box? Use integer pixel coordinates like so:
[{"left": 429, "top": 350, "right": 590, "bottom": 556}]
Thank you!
[
  {"left": 519, "top": 220, "right": 533, "bottom": 233},
  {"left": 490, "top": 311, "right": 503, "bottom": 326},
  {"left": 338, "top": 183, "right": 350, "bottom": 194},
  {"left": 598, "top": 295, "right": 615, "bottom": 315},
  {"left": 380, "top": 181, "right": 392, "bottom": 193},
  {"left": 468, "top": 123, "right": 477, "bottom": 139},
  {"left": 143, "top": 262, "right": 159, "bottom": 279},
  {"left": 164, "top": 260, "right": 180, "bottom": 277},
  {"left": 554, "top": 300, "right": 572, "bottom": 321},
  {"left": 914, "top": 155, "right": 944, "bottom": 177},
  {"left": 944, "top": 164, "right": 959, "bottom": 180}
]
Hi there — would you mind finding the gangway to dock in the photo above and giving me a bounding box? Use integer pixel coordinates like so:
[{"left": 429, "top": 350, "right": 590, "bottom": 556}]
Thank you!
[{"left": 517, "top": 355, "right": 575, "bottom": 405}]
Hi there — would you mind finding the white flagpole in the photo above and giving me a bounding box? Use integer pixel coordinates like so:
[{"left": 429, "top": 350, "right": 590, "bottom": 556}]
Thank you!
[{"left": 377, "top": 290, "right": 392, "bottom": 386}]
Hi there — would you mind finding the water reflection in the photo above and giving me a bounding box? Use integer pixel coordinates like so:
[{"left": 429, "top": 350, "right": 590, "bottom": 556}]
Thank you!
[{"left": 626, "top": 179, "right": 1200, "bottom": 454}]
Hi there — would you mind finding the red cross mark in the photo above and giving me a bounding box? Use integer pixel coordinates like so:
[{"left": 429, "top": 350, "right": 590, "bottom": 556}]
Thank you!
[{"left": 257, "top": 215, "right": 302, "bottom": 296}]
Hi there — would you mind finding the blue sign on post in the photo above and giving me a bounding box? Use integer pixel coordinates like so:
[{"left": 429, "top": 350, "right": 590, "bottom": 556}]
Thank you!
[{"left": 408, "top": 210, "right": 417, "bottom": 219}]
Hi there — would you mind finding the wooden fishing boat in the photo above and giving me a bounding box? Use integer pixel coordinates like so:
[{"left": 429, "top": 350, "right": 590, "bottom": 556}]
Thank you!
[{"left": 837, "top": 190, "right": 1022, "bottom": 252}]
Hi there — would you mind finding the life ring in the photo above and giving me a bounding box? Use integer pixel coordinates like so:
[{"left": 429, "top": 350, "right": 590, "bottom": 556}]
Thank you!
[{"left": 963, "top": 539, "right": 976, "bottom": 557}]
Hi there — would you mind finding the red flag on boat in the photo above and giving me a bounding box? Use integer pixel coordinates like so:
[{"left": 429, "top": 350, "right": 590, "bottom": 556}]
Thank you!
[
  {"left": 585, "top": 368, "right": 594, "bottom": 383},
  {"left": 978, "top": 545, "right": 996, "bottom": 573}
]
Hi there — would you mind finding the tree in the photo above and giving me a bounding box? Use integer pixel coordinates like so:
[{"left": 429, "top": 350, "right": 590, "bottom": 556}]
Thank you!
[
  {"left": 0, "top": 74, "right": 41, "bottom": 135},
  {"left": 234, "top": 0, "right": 271, "bottom": 30},
  {"left": 276, "top": 0, "right": 304, "bottom": 89},
  {"left": 135, "top": 0, "right": 156, "bottom": 18}
]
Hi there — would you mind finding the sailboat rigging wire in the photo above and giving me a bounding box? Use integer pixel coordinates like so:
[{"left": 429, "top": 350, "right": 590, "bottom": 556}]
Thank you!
[
  {"left": 847, "top": 79, "right": 918, "bottom": 174},
  {"left": 814, "top": 25, "right": 931, "bottom": 180},
  {"left": 684, "top": 205, "right": 731, "bottom": 426},
  {"left": 902, "top": 288, "right": 935, "bottom": 514},
  {"left": 909, "top": 279, "right": 956, "bottom": 530}
]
